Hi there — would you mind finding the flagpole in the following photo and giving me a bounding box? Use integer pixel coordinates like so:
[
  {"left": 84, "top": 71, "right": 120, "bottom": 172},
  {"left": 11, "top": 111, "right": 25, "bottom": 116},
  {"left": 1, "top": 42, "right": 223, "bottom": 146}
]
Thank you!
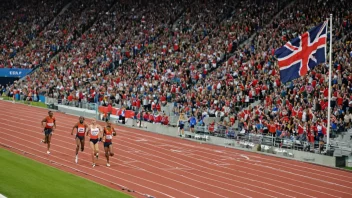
[{"left": 327, "top": 14, "right": 333, "bottom": 151}]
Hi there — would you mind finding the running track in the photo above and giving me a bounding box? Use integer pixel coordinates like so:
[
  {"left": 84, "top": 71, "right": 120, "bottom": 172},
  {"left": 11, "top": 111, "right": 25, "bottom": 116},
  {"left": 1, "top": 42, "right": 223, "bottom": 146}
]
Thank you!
[{"left": 0, "top": 101, "right": 352, "bottom": 198}]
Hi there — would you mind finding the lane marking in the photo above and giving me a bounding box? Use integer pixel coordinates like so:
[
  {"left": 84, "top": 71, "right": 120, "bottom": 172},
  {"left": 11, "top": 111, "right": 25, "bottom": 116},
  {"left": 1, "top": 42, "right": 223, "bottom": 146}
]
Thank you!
[
  {"left": 170, "top": 149, "right": 183, "bottom": 153},
  {"left": 240, "top": 154, "right": 250, "bottom": 160},
  {"left": 0, "top": 194, "right": 7, "bottom": 198},
  {"left": 135, "top": 139, "right": 148, "bottom": 142},
  {"left": 161, "top": 167, "right": 194, "bottom": 171}
]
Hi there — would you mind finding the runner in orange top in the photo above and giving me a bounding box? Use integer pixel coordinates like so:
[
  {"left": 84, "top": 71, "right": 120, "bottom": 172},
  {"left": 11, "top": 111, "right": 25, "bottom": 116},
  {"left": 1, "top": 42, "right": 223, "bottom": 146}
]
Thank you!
[
  {"left": 71, "top": 116, "right": 88, "bottom": 164},
  {"left": 86, "top": 118, "right": 103, "bottom": 167},
  {"left": 102, "top": 120, "right": 116, "bottom": 167},
  {"left": 41, "top": 111, "right": 56, "bottom": 154}
]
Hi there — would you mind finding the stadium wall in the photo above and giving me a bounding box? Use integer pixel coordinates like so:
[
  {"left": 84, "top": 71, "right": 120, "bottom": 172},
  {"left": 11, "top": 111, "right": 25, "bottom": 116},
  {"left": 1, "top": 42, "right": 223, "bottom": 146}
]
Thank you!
[
  {"left": 56, "top": 104, "right": 345, "bottom": 168},
  {"left": 0, "top": 77, "right": 19, "bottom": 86}
]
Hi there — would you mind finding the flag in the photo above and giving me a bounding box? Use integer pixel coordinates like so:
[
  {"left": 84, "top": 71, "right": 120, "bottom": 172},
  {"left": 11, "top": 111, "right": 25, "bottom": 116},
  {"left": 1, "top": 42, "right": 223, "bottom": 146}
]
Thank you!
[{"left": 274, "top": 21, "right": 327, "bottom": 83}]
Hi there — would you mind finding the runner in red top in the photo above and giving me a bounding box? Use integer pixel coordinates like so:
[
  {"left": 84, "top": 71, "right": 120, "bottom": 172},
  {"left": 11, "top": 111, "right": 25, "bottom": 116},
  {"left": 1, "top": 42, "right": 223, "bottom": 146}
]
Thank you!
[
  {"left": 71, "top": 116, "right": 88, "bottom": 164},
  {"left": 41, "top": 111, "right": 56, "bottom": 154},
  {"left": 102, "top": 120, "right": 116, "bottom": 167}
]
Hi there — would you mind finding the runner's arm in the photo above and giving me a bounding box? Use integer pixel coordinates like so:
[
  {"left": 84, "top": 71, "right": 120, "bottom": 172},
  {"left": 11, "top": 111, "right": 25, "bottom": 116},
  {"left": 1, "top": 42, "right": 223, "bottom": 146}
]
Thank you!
[
  {"left": 98, "top": 125, "right": 104, "bottom": 140},
  {"left": 112, "top": 127, "right": 117, "bottom": 136},
  {"left": 102, "top": 128, "right": 106, "bottom": 142},
  {"left": 86, "top": 126, "right": 91, "bottom": 136},
  {"left": 100, "top": 125, "right": 104, "bottom": 136},
  {"left": 41, "top": 118, "right": 46, "bottom": 127},
  {"left": 53, "top": 119, "right": 56, "bottom": 129},
  {"left": 71, "top": 124, "right": 78, "bottom": 135}
]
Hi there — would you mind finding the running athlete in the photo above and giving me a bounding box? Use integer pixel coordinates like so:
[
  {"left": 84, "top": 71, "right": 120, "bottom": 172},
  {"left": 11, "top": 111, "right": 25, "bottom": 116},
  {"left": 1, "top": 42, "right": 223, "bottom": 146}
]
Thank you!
[
  {"left": 71, "top": 116, "right": 88, "bottom": 164},
  {"left": 41, "top": 111, "right": 56, "bottom": 154},
  {"left": 86, "top": 119, "right": 103, "bottom": 167},
  {"left": 102, "top": 120, "right": 116, "bottom": 167}
]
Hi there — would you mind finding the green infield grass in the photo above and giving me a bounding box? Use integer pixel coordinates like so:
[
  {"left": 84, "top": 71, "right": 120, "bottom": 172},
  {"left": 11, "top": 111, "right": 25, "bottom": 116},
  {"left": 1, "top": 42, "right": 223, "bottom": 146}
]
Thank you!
[
  {"left": 344, "top": 166, "right": 352, "bottom": 171},
  {"left": 0, "top": 96, "right": 47, "bottom": 108},
  {"left": 0, "top": 148, "right": 132, "bottom": 198}
]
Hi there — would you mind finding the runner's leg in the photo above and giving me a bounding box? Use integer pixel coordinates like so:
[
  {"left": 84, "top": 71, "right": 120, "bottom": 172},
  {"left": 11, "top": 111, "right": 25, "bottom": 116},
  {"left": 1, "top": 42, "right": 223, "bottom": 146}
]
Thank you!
[
  {"left": 75, "top": 137, "right": 80, "bottom": 163},
  {"left": 94, "top": 142, "right": 99, "bottom": 159},
  {"left": 42, "top": 129, "right": 47, "bottom": 143},
  {"left": 75, "top": 137, "right": 80, "bottom": 155},
  {"left": 80, "top": 138, "right": 85, "bottom": 152},
  {"left": 46, "top": 133, "right": 52, "bottom": 154},
  {"left": 104, "top": 146, "right": 109, "bottom": 165},
  {"left": 89, "top": 141, "right": 95, "bottom": 166},
  {"left": 109, "top": 144, "right": 114, "bottom": 157}
]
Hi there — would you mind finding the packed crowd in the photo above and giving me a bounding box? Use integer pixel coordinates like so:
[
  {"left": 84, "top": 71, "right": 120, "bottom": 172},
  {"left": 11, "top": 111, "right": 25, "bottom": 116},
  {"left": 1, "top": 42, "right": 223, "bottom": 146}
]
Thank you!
[
  {"left": 0, "top": 0, "right": 69, "bottom": 68},
  {"left": 3, "top": 0, "right": 352, "bottom": 148},
  {"left": 230, "top": 0, "right": 352, "bottom": 145}
]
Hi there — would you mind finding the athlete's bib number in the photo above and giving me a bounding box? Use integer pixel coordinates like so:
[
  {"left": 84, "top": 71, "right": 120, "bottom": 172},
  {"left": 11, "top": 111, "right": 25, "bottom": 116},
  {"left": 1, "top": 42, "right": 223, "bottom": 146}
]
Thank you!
[
  {"left": 91, "top": 130, "right": 99, "bottom": 136},
  {"left": 47, "top": 123, "right": 54, "bottom": 127},
  {"left": 106, "top": 135, "right": 112, "bottom": 140},
  {"left": 78, "top": 128, "right": 85, "bottom": 133}
]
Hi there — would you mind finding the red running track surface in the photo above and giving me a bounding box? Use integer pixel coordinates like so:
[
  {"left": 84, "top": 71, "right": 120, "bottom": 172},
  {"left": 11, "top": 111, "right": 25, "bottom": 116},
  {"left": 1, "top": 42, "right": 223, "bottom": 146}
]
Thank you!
[{"left": 0, "top": 101, "right": 352, "bottom": 198}]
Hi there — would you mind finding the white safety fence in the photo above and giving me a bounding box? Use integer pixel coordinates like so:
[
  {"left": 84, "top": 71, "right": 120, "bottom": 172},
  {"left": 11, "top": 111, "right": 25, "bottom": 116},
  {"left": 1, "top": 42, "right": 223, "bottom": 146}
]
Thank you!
[{"left": 46, "top": 97, "right": 99, "bottom": 120}]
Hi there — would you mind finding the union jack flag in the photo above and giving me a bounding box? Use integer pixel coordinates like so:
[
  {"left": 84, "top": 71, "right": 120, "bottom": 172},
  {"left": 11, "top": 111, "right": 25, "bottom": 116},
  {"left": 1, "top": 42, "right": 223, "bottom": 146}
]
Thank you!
[{"left": 275, "top": 22, "right": 328, "bottom": 83}]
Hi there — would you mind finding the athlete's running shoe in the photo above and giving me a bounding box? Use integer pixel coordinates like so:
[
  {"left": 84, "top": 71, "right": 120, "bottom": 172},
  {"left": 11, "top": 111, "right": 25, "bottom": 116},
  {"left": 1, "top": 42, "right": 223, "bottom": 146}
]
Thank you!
[{"left": 106, "top": 163, "right": 110, "bottom": 167}]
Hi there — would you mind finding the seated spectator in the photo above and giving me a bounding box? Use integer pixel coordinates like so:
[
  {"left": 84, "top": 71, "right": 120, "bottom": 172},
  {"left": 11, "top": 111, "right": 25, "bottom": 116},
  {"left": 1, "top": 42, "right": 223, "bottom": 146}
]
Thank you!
[
  {"left": 143, "top": 112, "right": 149, "bottom": 122},
  {"left": 154, "top": 112, "right": 162, "bottom": 124}
]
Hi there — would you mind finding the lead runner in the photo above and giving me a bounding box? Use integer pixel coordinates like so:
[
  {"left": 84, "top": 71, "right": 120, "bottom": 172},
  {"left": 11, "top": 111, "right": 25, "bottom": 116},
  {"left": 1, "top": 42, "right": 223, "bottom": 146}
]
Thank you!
[{"left": 41, "top": 111, "right": 56, "bottom": 154}]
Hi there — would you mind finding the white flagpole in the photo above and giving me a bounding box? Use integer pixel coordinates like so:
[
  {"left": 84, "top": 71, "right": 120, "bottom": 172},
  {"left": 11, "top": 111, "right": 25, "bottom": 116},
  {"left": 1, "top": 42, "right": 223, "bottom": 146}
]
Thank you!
[{"left": 326, "top": 14, "right": 333, "bottom": 151}]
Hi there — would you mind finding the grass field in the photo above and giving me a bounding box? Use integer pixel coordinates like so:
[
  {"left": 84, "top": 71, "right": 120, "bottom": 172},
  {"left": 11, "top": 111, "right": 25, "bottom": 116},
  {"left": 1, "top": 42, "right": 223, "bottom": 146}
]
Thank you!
[
  {"left": 0, "top": 148, "right": 132, "bottom": 198},
  {"left": 345, "top": 166, "right": 352, "bottom": 171},
  {"left": 0, "top": 96, "right": 47, "bottom": 108}
]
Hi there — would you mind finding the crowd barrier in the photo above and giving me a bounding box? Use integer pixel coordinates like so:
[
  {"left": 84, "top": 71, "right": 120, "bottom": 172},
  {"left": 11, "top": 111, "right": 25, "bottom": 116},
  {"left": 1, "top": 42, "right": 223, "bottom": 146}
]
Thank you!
[
  {"left": 125, "top": 118, "right": 345, "bottom": 168},
  {"left": 44, "top": 97, "right": 133, "bottom": 116},
  {"left": 35, "top": 97, "right": 348, "bottom": 168},
  {"left": 45, "top": 97, "right": 58, "bottom": 105},
  {"left": 97, "top": 106, "right": 135, "bottom": 119},
  {"left": 11, "top": 94, "right": 46, "bottom": 103},
  {"left": 57, "top": 103, "right": 99, "bottom": 120}
]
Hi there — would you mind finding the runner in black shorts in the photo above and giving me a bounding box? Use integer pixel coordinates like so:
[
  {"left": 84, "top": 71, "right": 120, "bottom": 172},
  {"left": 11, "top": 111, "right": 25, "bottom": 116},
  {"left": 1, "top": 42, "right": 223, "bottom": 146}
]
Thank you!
[
  {"left": 86, "top": 119, "right": 103, "bottom": 167},
  {"left": 71, "top": 116, "right": 88, "bottom": 163},
  {"left": 102, "top": 120, "right": 116, "bottom": 167}
]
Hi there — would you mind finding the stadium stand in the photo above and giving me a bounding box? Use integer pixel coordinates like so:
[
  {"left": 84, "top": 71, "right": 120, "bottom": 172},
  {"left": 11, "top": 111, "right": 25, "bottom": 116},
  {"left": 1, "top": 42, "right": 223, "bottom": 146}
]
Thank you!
[
  {"left": 2, "top": 0, "right": 352, "bottom": 157},
  {"left": 232, "top": 0, "right": 352, "bottom": 155},
  {"left": 0, "top": 0, "right": 70, "bottom": 68}
]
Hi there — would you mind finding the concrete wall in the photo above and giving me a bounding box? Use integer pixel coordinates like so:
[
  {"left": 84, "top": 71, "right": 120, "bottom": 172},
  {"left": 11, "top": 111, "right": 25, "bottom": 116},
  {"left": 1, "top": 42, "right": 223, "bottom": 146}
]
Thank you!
[
  {"left": 57, "top": 105, "right": 342, "bottom": 168},
  {"left": 58, "top": 105, "right": 97, "bottom": 118}
]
